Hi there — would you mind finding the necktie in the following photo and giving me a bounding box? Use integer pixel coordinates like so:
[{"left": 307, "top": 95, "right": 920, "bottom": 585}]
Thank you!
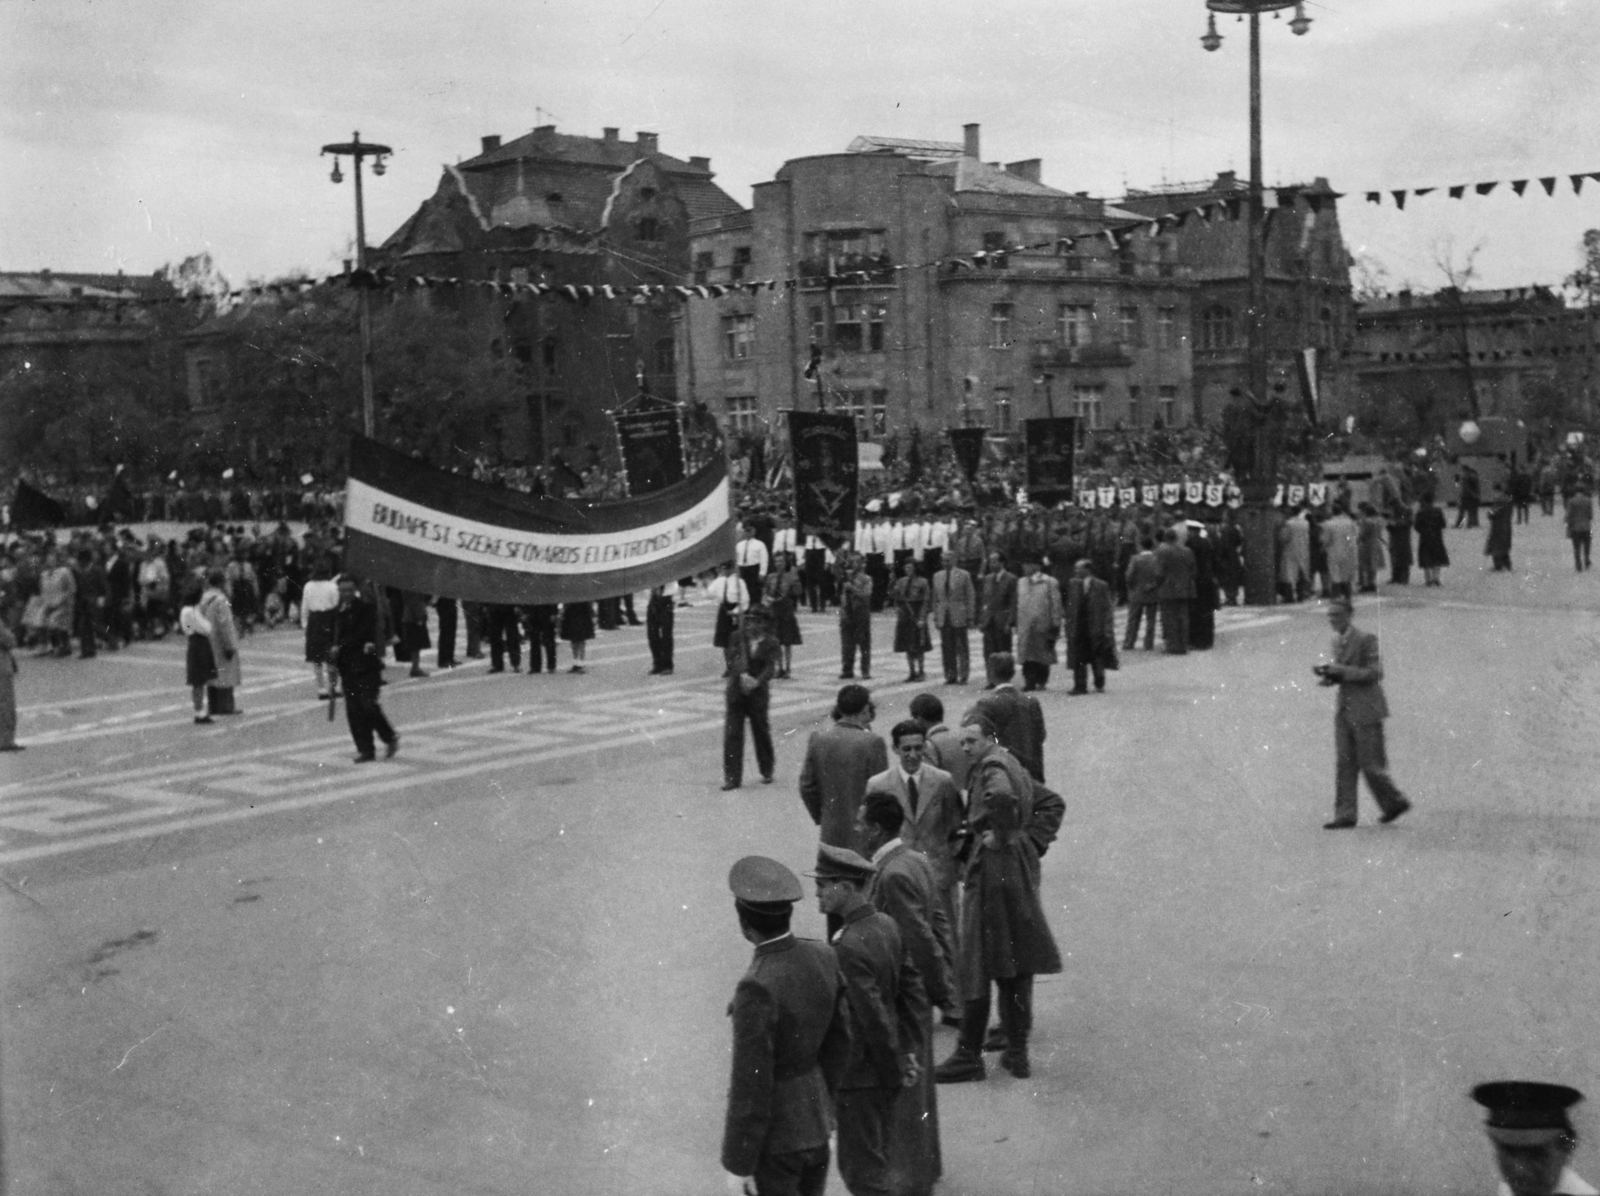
[{"left": 906, "top": 775, "right": 919, "bottom": 817}]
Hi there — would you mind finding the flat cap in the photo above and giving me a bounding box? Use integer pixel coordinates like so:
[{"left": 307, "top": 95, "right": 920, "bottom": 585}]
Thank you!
[
  {"left": 728, "top": 856, "right": 803, "bottom": 908},
  {"left": 1472, "top": 1081, "right": 1584, "bottom": 1145},
  {"left": 804, "top": 843, "right": 875, "bottom": 883}
]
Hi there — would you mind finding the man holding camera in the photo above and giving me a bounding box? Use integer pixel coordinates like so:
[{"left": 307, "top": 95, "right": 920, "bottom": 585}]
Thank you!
[{"left": 1316, "top": 599, "right": 1411, "bottom": 830}]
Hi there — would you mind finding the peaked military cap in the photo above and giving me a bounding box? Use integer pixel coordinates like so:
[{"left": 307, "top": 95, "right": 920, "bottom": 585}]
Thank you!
[
  {"left": 1472, "top": 1081, "right": 1584, "bottom": 1145},
  {"left": 728, "top": 856, "right": 803, "bottom": 910},
  {"left": 804, "top": 843, "right": 875, "bottom": 883}
]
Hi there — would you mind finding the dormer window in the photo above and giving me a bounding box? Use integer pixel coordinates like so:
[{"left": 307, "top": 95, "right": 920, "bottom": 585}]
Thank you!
[
  {"left": 639, "top": 187, "right": 657, "bottom": 200},
  {"left": 546, "top": 192, "right": 563, "bottom": 204},
  {"left": 637, "top": 217, "right": 661, "bottom": 242}
]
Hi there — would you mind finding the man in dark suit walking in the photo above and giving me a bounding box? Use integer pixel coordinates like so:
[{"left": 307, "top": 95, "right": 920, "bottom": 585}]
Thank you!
[
  {"left": 723, "top": 608, "right": 781, "bottom": 791},
  {"left": 722, "top": 856, "right": 852, "bottom": 1196},
  {"left": 809, "top": 844, "right": 922, "bottom": 1196},
  {"left": 330, "top": 575, "right": 399, "bottom": 764},
  {"left": 1063, "top": 558, "right": 1118, "bottom": 694},
  {"left": 964, "top": 653, "right": 1046, "bottom": 782},
  {"left": 1317, "top": 598, "right": 1412, "bottom": 829},
  {"left": 799, "top": 684, "right": 889, "bottom": 853},
  {"left": 1154, "top": 527, "right": 1196, "bottom": 655},
  {"left": 978, "top": 552, "right": 1017, "bottom": 669}
]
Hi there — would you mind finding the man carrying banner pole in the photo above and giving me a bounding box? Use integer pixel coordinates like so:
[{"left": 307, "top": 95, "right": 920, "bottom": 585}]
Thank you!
[{"left": 330, "top": 575, "right": 399, "bottom": 764}]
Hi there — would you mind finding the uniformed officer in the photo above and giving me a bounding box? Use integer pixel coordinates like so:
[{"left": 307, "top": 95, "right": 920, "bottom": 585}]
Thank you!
[
  {"left": 723, "top": 857, "right": 852, "bottom": 1196},
  {"left": 808, "top": 844, "right": 923, "bottom": 1196},
  {"left": 1473, "top": 1081, "right": 1595, "bottom": 1196}
]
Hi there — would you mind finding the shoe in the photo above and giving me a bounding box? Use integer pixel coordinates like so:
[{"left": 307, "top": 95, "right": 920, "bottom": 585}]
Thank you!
[
  {"left": 906, "top": 674, "right": 919, "bottom": 683},
  {"left": 512, "top": 664, "right": 522, "bottom": 673},
  {"left": 1379, "top": 799, "right": 1412, "bottom": 825},
  {"left": 193, "top": 715, "right": 213, "bottom": 725},
  {"left": 999, "top": 1048, "right": 1031, "bottom": 1079},
  {"left": 316, "top": 691, "right": 329, "bottom": 700},
  {"left": 983, "top": 1026, "right": 1009, "bottom": 1052},
  {"left": 409, "top": 669, "right": 428, "bottom": 678},
  {"left": 1069, "top": 687, "right": 1089, "bottom": 696},
  {"left": 487, "top": 666, "right": 505, "bottom": 674},
  {"left": 721, "top": 781, "right": 741, "bottom": 791},
  {"left": 353, "top": 754, "right": 377, "bottom": 764},
  {"left": 1094, "top": 685, "right": 1105, "bottom": 693},
  {"left": 760, "top": 774, "right": 774, "bottom": 785},
  {"left": 1322, "top": 819, "right": 1357, "bottom": 830},
  {"left": 934, "top": 1048, "right": 986, "bottom": 1083},
  {"left": 861, "top": 673, "right": 871, "bottom": 680},
  {"left": 384, "top": 736, "right": 400, "bottom": 760},
  {"left": 839, "top": 673, "right": 854, "bottom": 680}
]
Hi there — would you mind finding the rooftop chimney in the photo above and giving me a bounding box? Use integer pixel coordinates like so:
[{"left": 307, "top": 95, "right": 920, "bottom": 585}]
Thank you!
[
  {"left": 1004, "top": 159, "right": 1041, "bottom": 184},
  {"left": 533, "top": 124, "right": 555, "bottom": 135},
  {"left": 481, "top": 135, "right": 501, "bottom": 154},
  {"left": 689, "top": 155, "right": 710, "bottom": 170},
  {"left": 603, "top": 127, "right": 619, "bottom": 142},
  {"left": 963, "top": 123, "right": 980, "bottom": 159},
  {"left": 637, "top": 131, "right": 659, "bottom": 153}
]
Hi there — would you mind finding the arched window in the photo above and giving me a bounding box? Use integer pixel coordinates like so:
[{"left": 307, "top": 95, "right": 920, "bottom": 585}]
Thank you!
[{"left": 1201, "top": 304, "right": 1235, "bottom": 349}]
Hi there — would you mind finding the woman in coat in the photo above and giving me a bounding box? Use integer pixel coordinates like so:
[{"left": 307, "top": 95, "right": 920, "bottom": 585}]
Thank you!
[
  {"left": 1484, "top": 487, "right": 1515, "bottom": 572},
  {"left": 1356, "top": 503, "right": 1388, "bottom": 593},
  {"left": 1320, "top": 505, "right": 1359, "bottom": 600},
  {"left": 765, "top": 551, "right": 804, "bottom": 678},
  {"left": 179, "top": 580, "right": 217, "bottom": 723},
  {"left": 1414, "top": 493, "right": 1450, "bottom": 586},
  {"left": 559, "top": 599, "right": 594, "bottom": 673},
  {"left": 889, "top": 558, "right": 931, "bottom": 682},
  {"left": 38, "top": 550, "right": 77, "bottom": 657},
  {"left": 299, "top": 562, "right": 340, "bottom": 698},
  {"left": 198, "top": 569, "right": 242, "bottom": 714}
]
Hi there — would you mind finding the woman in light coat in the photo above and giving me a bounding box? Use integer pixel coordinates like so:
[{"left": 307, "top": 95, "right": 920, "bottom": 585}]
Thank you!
[
  {"left": 198, "top": 569, "right": 242, "bottom": 713},
  {"left": 38, "top": 550, "right": 76, "bottom": 657}
]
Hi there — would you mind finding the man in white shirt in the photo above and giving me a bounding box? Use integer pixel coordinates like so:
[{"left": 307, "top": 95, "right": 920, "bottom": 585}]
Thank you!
[
  {"left": 772, "top": 518, "right": 798, "bottom": 566},
  {"left": 705, "top": 563, "right": 751, "bottom": 661},
  {"left": 922, "top": 517, "right": 950, "bottom": 576},
  {"left": 735, "top": 525, "right": 770, "bottom": 604},
  {"left": 866, "top": 521, "right": 893, "bottom": 612}
]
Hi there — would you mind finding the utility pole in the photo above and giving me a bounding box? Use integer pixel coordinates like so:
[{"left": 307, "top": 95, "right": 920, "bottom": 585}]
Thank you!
[{"left": 321, "top": 132, "right": 392, "bottom": 439}]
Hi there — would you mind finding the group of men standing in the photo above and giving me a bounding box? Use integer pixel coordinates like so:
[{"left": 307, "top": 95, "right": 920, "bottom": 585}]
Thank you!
[{"left": 723, "top": 675, "right": 1065, "bottom": 1195}]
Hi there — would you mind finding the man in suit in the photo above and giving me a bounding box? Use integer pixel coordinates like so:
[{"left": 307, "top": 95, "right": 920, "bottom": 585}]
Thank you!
[
  {"left": 722, "top": 856, "right": 852, "bottom": 1196},
  {"left": 799, "top": 684, "right": 890, "bottom": 853},
  {"left": 523, "top": 603, "right": 559, "bottom": 674},
  {"left": 858, "top": 793, "right": 949, "bottom": 1196},
  {"left": 908, "top": 692, "right": 972, "bottom": 802},
  {"left": 978, "top": 552, "right": 1017, "bottom": 670},
  {"left": 965, "top": 653, "right": 1046, "bottom": 783},
  {"left": 808, "top": 844, "right": 920, "bottom": 1196},
  {"left": 1063, "top": 558, "right": 1118, "bottom": 695},
  {"left": 837, "top": 554, "right": 874, "bottom": 680},
  {"left": 1123, "top": 536, "right": 1161, "bottom": 650},
  {"left": 646, "top": 582, "right": 677, "bottom": 674},
  {"left": 330, "top": 575, "right": 399, "bottom": 763},
  {"left": 863, "top": 721, "right": 964, "bottom": 983},
  {"left": 929, "top": 557, "right": 976, "bottom": 685},
  {"left": 1154, "top": 526, "right": 1196, "bottom": 655},
  {"left": 1317, "top": 598, "right": 1412, "bottom": 829},
  {"left": 1565, "top": 485, "right": 1593, "bottom": 572},
  {"left": 723, "top": 608, "right": 782, "bottom": 791},
  {"left": 1014, "top": 557, "right": 1063, "bottom": 691}
]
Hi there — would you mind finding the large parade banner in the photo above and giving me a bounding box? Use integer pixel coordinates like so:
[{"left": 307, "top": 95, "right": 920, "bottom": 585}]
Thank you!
[
  {"left": 788, "top": 409, "right": 859, "bottom": 545},
  {"left": 1024, "top": 417, "right": 1077, "bottom": 505},
  {"left": 343, "top": 436, "right": 735, "bottom": 604},
  {"left": 947, "top": 426, "right": 986, "bottom": 483},
  {"left": 614, "top": 406, "right": 686, "bottom": 496},
  {"left": 11, "top": 480, "right": 65, "bottom": 529}
]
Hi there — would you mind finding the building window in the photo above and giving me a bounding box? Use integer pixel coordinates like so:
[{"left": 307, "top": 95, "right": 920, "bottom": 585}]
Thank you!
[
  {"left": 1117, "top": 243, "right": 1137, "bottom": 277},
  {"left": 1156, "top": 306, "right": 1177, "bottom": 349},
  {"left": 1062, "top": 255, "right": 1085, "bottom": 274},
  {"left": 868, "top": 304, "right": 887, "bottom": 351},
  {"left": 1200, "top": 305, "right": 1235, "bottom": 349},
  {"left": 731, "top": 246, "right": 752, "bottom": 283},
  {"left": 693, "top": 251, "right": 713, "bottom": 286},
  {"left": 871, "top": 389, "right": 889, "bottom": 436},
  {"left": 724, "top": 314, "right": 755, "bottom": 360},
  {"left": 992, "top": 386, "right": 1013, "bottom": 433},
  {"left": 803, "top": 229, "right": 890, "bottom": 277},
  {"left": 1117, "top": 305, "right": 1142, "bottom": 347},
  {"left": 990, "top": 303, "right": 1014, "bottom": 349},
  {"left": 809, "top": 306, "right": 826, "bottom": 347},
  {"left": 1127, "top": 385, "right": 1142, "bottom": 429},
  {"left": 833, "top": 302, "right": 888, "bottom": 353},
  {"left": 637, "top": 217, "right": 661, "bottom": 242},
  {"left": 1073, "top": 384, "right": 1104, "bottom": 430},
  {"left": 726, "top": 395, "right": 759, "bottom": 433},
  {"left": 655, "top": 337, "right": 675, "bottom": 376},
  {"left": 1057, "top": 303, "right": 1094, "bottom": 347},
  {"left": 834, "top": 389, "right": 886, "bottom": 440},
  {"left": 188, "top": 355, "right": 224, "bottom": 409},
  {"left": 509, "top": 266, "right": 530, "bottom": 286},
  {"left": 1158, "top": 385, "right": 1178, "bottom": 427}
]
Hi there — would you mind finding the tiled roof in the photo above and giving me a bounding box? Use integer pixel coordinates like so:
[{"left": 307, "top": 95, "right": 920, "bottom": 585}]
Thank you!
[{"left": 462, "top": 127, "right": 712, "bottom": 176}]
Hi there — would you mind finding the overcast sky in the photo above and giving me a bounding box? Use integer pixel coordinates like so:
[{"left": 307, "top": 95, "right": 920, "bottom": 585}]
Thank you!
[{"left": 4, "top": 0, "right": 1599, "bottom": 294}]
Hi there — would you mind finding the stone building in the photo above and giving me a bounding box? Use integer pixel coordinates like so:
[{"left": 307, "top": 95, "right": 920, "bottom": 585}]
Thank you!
[
  {"left": 376, "top": 125, "right": 742, "bottom": 466},
  {"left": 1351, "top": 285, "right": 1594, "bottom": 436},
  {"left": 1117, "top": 172, "right": 1354, "bottom": 425},
  {"left": 682, "top": 125, "right": 1195, "bottom": 446},
  {"left": 0, "top": 270, "right": 178, "bottom": 376}
]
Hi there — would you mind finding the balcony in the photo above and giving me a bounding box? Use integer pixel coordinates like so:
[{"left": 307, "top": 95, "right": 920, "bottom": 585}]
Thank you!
[
  {"left": 796, "top": 252, "right": 894, "bottom": 287},
  {"left": 1029, "top": 341, "right": 1133, "bottom": 369}
]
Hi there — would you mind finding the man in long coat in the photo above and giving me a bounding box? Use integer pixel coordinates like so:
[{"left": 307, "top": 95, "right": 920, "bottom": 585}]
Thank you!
[
  {"left": 722, "top": 856, "right": 852, "bottom": 1196},
  {"left": 935, "top": 717, "right": 1063, "bottom": 1083},
  {"left": 1154, "top": 527, "right": 1196, "bottom": 654},
  {"left": 859, "top": 794, "right": 949, "bottom": 1196},
  {"left": 198, "top": 568, "right": 242, "bottom": 713},
  {"left": 1321, "top": 505, "right": 1359, "bottom": 599},
  {"left": 1062, "top": 559, "right": 1118, "bottom": 694},
  {"left": 798, "top": 684, "right": 889, "bottom": 854},
  {"left": 1013, "top": 558, "right": 1062, "bottom": 691},
  {"left": 1279, "top": 509, "right": 1312, "bottom": 602},
  {"left": 977, "top": 552, "right": 1017, "bottom": 665}
]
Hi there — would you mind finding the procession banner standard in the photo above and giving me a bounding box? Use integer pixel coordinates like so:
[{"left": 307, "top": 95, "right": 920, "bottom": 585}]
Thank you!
[
  {"left": 948, "top": 426, "right": 986, "bottom": 483},
  {"left": 1023, "top": 417, "right": 1077, "bottom": 505},
  {"left": 614, "top": 406, "right": 686, "bottom": 496},
  {"left": 788, "top": 409, "right": 859, "bottom": 547},
  {"left": 11, "top": 480, "right": 66, "bottom": 529},
  {"left": 343, "top": 436, "right": 735, "bottom": 604}
]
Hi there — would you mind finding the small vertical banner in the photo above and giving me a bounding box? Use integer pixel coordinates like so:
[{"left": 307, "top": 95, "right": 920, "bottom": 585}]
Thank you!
[
  {"left": 1119, "top": 487, "right": 1137, "bottom": 507},
  {"left": 788, "top": 409, "right": 860, "bottom": 547},
  {"left": 1023, "top": 417, "right": 1078, "bottom": 506},
  {"left": 1162, "top": 483, "right": 1181, "bottom": 506},
  {"left": 1288, "top": 484, "right": 1306, "bottom": 506},
  {"left": 1296, "top": 347, "right": 1320, "bottom": 425},
  {"left": 948, "top": 426, "right": 986, "bottom": 483},
  {"left": 1098, "top": 486, "right": 1116, "bottom": 509},
  {"left": 1184, "top": 480, "right": 1204, "bottom": 505},
  {"left": 1206, "top": 483, "right": 1224, "bottom": 507},
  {"left": 1080, "top": 489, "right": 1097, "bottom": 509},
  {"left": 1307, "top": 482, "right": 1329, "bottom": 507},
  {"left": 614, "top": 406, "right": 687, "bottom": 497},
  {"left": 1142, "top": 485, "right": 1160, "bottom": 506}
]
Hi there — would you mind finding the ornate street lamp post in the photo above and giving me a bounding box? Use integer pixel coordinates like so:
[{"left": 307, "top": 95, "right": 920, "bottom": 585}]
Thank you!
[
  {"left": 1202, "top": 1, "right": 1310, "bottom": 605},
  {"left": 321, "top": 132, "right": 392, "bottom": 439}
]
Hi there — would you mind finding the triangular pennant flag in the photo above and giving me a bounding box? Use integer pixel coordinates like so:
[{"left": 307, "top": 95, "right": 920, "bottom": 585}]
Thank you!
[
  {"left": 1590, "top": 172, "right": 1600, "bottom": 184},
  {"left": 1541, "top": 177, "right": 1558, "bottom": 195},
  {"left": 1448, "top": 185, "right": 1466, "bottom": 199},
  {"left": 673, "top": 285, "right": 692, "bottom": 298},
  {"left": 1476, "top": 182, "right": 1497, "bottom": 196},
  {"left": 1572, "top": 174, "right": 1586, "bottom": 195},
  {"left": 709, "top": 284, "right": 729, "bottom": 298},
  {"left": 1511, "top": 179, "right": 1529, "bottom": 196},
  {"left": 1392, "top": 190, "right": 1407, "bottom": 210},
  {"left": 1103, "top": 229, "right": 1118, "bottom": 247},
  {"left": 1366, "top": 192, "right": 1382, "bottom": 204},
  {"left": 1173, "top": 210, "right": 1191, "bottom": 228}
]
